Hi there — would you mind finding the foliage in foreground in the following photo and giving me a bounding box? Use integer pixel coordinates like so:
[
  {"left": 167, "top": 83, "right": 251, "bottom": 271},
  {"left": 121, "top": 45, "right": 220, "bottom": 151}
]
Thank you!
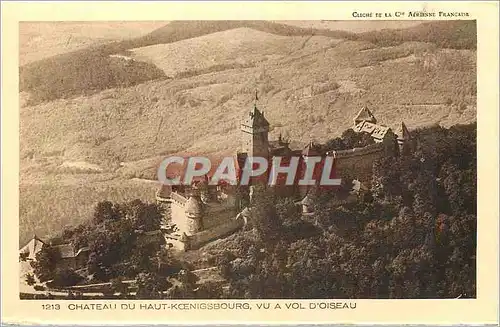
[
  {"left": 214, "top": 123, "right": 476, "bottom": 299},
  {"left": 29, "top": 123, "right": 476, "bottom": 299}
]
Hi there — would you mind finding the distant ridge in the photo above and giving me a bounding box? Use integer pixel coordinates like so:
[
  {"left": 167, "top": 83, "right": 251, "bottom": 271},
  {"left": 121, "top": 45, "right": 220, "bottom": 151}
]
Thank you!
[
  {"left": 20, "top": 20, "right": 476, "bottom": 104},
  {"left": 124, "top": 20, "right": 476, "bottom": 51}
]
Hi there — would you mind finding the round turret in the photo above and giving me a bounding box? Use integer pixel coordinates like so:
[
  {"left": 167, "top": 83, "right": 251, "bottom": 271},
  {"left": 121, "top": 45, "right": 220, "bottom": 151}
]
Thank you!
[
  {"left": 184, "top": 196, "right": 203, "bottom": 235},
  {"left": 302, "top": 140, "right": 321, "bottom": 156},
  {"left": 185, "top": 196, "right": 203, "bottom": 216}
]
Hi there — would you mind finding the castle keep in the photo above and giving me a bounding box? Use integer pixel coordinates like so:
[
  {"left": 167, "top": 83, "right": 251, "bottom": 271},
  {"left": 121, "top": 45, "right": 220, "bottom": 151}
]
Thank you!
[
  {"left": 155, "top": 102, "right": 411, "bottom": 250},
  {"left": 327, "top": 106, "right": 411, "bottom": 182}
]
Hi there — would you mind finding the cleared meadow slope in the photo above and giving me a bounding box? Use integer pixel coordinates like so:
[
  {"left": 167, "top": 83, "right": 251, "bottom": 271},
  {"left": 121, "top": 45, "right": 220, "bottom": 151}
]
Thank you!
[
  {"left": 20, "top": 20, "right": 475, "bottom": 104},
  {"left": 20, "top": 22, "right": 167, "bottom": 66}
]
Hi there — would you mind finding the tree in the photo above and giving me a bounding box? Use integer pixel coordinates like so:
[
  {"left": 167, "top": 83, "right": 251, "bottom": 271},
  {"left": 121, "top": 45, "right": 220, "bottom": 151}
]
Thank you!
[
  {"left": 341, "top": 129, "right": 374, "bottom": 148},
  {"left": 195, "top": 281, "right": 223, "bottom": 299},
  {"left": 51, "top": 268, "right": 83, "bottom": 287},
  {"left": 123, "top": 200, "right": 163, "bottom": 231},
  {"left": 93, "top": 201, "right": 121, "bottom": 224},
  {"left": 129, "top": 237, "right": 162, "bottom": 273},
  {"left": 250, "top": 185, "right": 283, "bottom": 245},
  {"left": 70, "top": 224, "right": 93, "bottom": 251},
  {"left": 25, "top": 273, "right": 36, "bottom": 286},
  {"left": 87, "top": 218, "right": 135, "bottom": 281},
  {"left": 31, "top": 246, "right": 61, "bottom": 282},
  {"left": 164, "top": 269, "right": 200, "bottom": 299},
  {"left": 33, "top": 285, "right": 45, "bottom": 291},
  {"left": 19, "top": 252, "right": 29, "bottom": 262},
  {"left": 110, "top": 277, "right": 129, "bottom": 298},
  {"left": 135, "top": 272, "right": 172, "bottom": 299},
  {"left": 323, "top": 130, "right": 375, "bottom": 152},
  {"left": 275, "top": 197, "right": 301, "bottom": 226},
  {"left": 178, "top": 269, "right": 199, "bottom": 286},
  {"left": 323, "top": 137, "right": 345, "bottom": 152}
]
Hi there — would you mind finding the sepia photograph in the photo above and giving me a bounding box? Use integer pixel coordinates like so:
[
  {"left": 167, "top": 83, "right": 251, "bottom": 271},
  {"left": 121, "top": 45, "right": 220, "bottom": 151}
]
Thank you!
[{"left": 16, "top": 19, "right": 479, "bottom": 301}]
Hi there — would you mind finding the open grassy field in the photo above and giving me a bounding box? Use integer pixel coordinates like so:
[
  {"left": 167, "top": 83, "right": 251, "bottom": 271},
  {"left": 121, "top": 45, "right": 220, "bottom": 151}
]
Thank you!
[
  {"left": 20, "top": 36, "right": 476, "bottom": 168},
  {"left": 18, "top": 21, "right": 477, "bottom": 247},
  {"left": 20, "top": 21, "right": 475, "bottom": 105},
  {"left": 130, "top": 28, "right": 343, "bottom": 76},
  {"left": 19, "top": 173, "right": 159, "bottom": 247},
  {"left": 20, "top": 22, "right": 167, "bottom": 65}
]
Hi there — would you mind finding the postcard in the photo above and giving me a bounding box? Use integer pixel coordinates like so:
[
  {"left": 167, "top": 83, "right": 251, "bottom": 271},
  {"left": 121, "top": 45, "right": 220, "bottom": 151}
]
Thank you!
[{"left": 1, "top": 1, "right": 499, "bottom": 325}]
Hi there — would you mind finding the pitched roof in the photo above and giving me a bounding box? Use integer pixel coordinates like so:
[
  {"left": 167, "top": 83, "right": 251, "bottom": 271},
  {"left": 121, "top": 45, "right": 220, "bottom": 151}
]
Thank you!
[
  {"left": 75, "top": 246, "right": 90, "bottom": 257},
  {"left": 396, "top": 122, "right": 411, "bottom": 140},
  {"left": 352, "top": 120, "right": 366, "bottom": 133},
  {"left": 157, "top": 184, "right": 172, "bottom": 198},
  {"left": 48, "top": 243, "right": 89, "bottom": 259},
  {"left": 269, "top": 134, "right": 290, "bottom": 148},
  {"left": 301, "top": 194, "right": 314, "bottom": 206},
  {"left": 354, "top": 106, "right": 377, "bottom": 124},
  {"left": 241, "top": 106, "right": 270, "bottom": 129},
  {"left": 19, "top": 235, "right": 46, "bottom": 259},
  {"left": 157, "top": 155, "right": 240, "bottom": 192},
  {"left": 269, "top": 138, "right": 291, "bottom": 155},
  {"left": 302, "top": 140, "right": 321, "bottom": 156}
]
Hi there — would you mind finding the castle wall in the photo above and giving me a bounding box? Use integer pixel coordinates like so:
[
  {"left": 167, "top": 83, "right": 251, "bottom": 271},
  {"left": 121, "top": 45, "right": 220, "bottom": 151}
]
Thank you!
[
  {"left": 188, "top": 219, "right": 244, "bottom": 250},
  {"left": 329, "top": 143, "right": 386, "bottom": 184},
  {"left": 165, "top": 234, "right": 188, "bottom": 251},
  {"left": 329, "top": 142, "right": 385, "bottom": 158},
  {"left": 163, "top": 218, "right": 243, "bottom": 251},
  {"left": 203, "top": 204, "right": 237, "bottom": 230},
  {"left": 171, "top": 194, "right": 189, "bottom": 234},
  {"left": 185, "top": 215, "right": 202, "bottom": 234},
  {"left": 165, "top": 187, "right": 241, "bottom": 241}
]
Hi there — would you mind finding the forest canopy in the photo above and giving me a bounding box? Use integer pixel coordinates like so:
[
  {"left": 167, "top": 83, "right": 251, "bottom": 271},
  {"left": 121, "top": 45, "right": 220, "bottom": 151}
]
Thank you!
[
  {"left": 213, "top": 123, "right": 477, "bottom": 299},
  {"left": 28, "top": 123, "right": 476, "bottom": 299}
]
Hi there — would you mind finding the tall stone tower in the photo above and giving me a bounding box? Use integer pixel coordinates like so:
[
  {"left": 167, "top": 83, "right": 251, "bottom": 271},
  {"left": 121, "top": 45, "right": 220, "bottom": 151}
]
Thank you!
[{"left": 240, "top": 103, "right": 270, "bottom": 159}]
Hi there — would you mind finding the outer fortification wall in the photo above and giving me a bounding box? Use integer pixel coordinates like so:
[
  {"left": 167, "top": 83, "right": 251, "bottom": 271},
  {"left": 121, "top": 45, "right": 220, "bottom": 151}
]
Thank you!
[
  {"left": 328, "top": 143, "right": 386, "bottom": 184},
  {"left": 189, "top": 218, "right": 244, "bottom": 249},
  {"left": 170, "top": 193, "right": 189, "bottom": 233},
  {"left": 165, "top": 218, "right": 244, "bottom": 251},
  {"left": 203, "top": 203, "right": 237, "bottom": 230}
]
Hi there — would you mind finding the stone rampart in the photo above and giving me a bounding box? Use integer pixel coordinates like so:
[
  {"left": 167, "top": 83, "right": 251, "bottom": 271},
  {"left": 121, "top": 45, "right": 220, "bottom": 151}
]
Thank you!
[
  {"left": 188, "top": 219, "right": 244, "bottom": 249},
  {"left": 327, "top": 142, "right": 385, "bottom": 158},
  {"left": 328, "top": 143, "right": 386, "bottom": 184}
]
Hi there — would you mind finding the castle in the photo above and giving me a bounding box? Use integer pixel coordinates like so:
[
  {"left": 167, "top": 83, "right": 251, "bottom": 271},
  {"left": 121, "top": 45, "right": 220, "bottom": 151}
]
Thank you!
[
  {"left": 19, "top": 102, "right": 412, "bottom": 269},
  {"left": 155, "top": 102, "right": 411, "bottom": 251}
]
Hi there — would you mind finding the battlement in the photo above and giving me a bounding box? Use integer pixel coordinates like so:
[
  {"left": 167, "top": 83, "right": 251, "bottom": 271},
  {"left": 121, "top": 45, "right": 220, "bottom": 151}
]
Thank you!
[
  {"left": 170, "top": 192, "right": 188, "bottom": 205},
  {"left": 327, "top": 142, "right": 386, "bottom": 159},
  {"left": 156, "top": 102, "right": 410, "bottom": 250}
]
